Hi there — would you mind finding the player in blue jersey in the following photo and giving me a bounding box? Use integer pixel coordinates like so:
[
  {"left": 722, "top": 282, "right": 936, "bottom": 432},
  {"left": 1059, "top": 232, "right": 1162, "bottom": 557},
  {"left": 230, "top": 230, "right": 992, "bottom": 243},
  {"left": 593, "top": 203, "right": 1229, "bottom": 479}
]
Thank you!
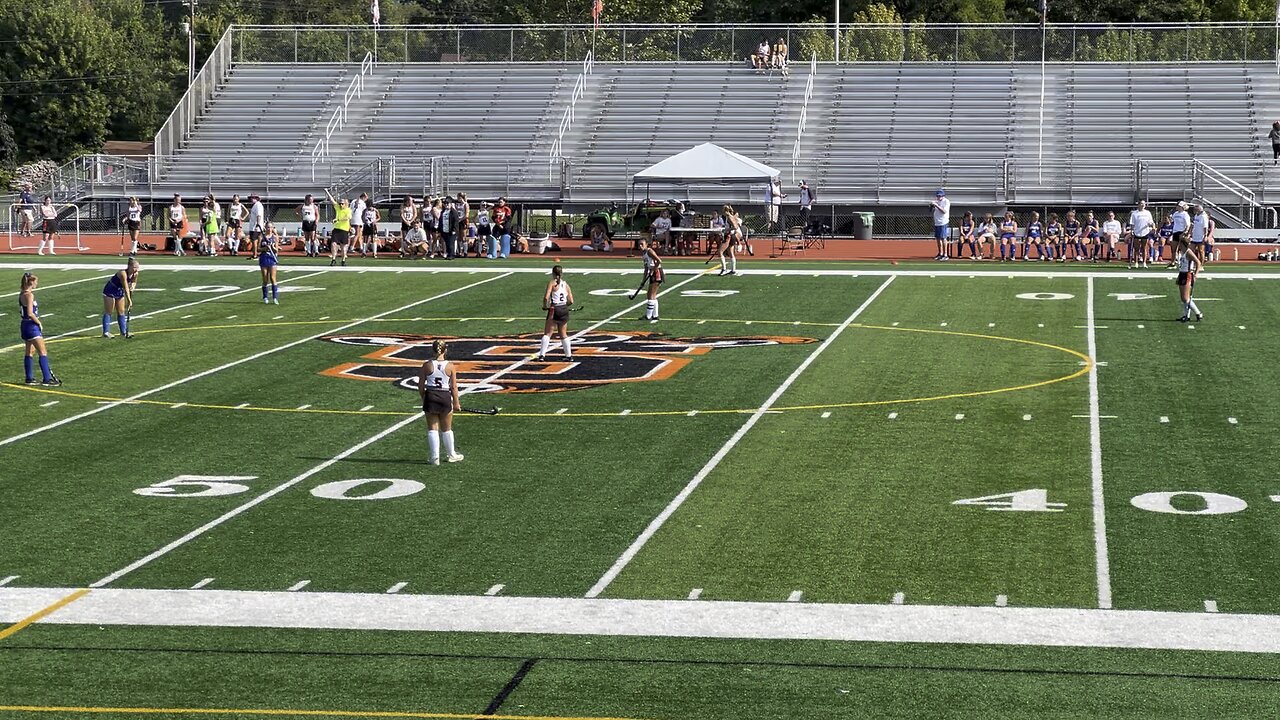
[
  {"left": 101, "top": 258, "right": 139, "bottom": 339},
  {"left": 1024, "top": 211, "right": 1047, "bottom": 261},
  {"left": 18, "top": 272, "right": 60, "bottom": 386},
  {"left": 998, "top": 212, "right": 1018, "bottom": 262},
  {"left": 956, "top": 211, "right": 976, "bottom": 260},
  {"left": 1045, "top": 213, "right": 1063, "bottom": 261},
  {"left": 1154, "top": 214, "right": 1174, "bottom": 264},
  {"left": 1063, "top": 211, "right": 1082, "bottom": 262},
  {"left": 259, "top": 222, "right": 281, "bottom": 305}
]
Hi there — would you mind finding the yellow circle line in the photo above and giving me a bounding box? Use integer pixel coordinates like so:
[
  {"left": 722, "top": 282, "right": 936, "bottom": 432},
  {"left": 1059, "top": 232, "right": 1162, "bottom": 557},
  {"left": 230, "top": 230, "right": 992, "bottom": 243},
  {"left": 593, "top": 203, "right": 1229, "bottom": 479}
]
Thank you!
[{"left": 2, "top": 324, "right": 1091, "bottom": 418}]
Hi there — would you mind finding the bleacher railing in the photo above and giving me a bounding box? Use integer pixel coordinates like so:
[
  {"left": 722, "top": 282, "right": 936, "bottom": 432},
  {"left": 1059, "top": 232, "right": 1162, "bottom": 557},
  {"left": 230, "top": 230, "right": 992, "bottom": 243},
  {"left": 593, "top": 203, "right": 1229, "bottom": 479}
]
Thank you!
[
  {"left": 311, "top": 51, "right": 375, "bottom": 179},
  {"left": 39, "top": 155, "right": 155, "bottom": 203},
  {"left": 548, "top": 51, "right": 593, "bottom": 183},
  {"left": 790, "top": 52, "right": 817, "bottom": 185},
  {"left": 228, "top": 23, "right": 1280, "bottom": 64},
  {"left": 155, "top": 26, "right": 234, "bottom": 159}
]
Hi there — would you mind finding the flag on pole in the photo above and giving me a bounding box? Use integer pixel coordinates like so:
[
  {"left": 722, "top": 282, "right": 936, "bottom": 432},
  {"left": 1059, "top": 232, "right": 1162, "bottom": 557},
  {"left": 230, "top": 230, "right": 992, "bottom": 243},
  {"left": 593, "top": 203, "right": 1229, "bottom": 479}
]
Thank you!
[
  {"left": 592, "top": 0, "right": 602, "bottom": 27},
  {"left": 370, "top": 0, "right": 380, "bottom": 26},
  {"left": 1038, "top": 0, "right": 1047, "bottom": 27}
]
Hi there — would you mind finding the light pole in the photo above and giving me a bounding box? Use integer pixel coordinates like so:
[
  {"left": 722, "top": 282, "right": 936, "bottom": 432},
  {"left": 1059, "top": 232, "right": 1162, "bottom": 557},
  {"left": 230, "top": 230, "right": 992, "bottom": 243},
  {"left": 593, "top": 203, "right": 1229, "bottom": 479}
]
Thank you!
[
  {"left": 834, "top": 0, "right": 840, "bottom": 64},
  {"left": 184, "top": 0, "right": 197, "bottom": 85}
]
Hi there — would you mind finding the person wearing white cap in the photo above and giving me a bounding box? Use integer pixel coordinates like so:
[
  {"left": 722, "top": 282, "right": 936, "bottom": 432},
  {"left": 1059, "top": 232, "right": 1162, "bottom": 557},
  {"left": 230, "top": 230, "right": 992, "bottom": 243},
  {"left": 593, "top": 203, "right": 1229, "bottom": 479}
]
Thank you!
[
  {"left": 931, "top": 189, "right": 951, "bottom": 260},
  {"left": 1169, "top": 201, "right": 1191, "bottom": 268}
]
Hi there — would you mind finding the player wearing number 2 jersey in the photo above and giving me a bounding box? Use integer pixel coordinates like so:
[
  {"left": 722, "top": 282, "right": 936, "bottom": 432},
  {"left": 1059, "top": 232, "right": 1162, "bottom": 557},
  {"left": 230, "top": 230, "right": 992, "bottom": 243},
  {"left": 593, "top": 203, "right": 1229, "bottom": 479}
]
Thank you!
[
  {"left": 418, "top": 339, "right": 462, "bottom": 465},
  {"left": 538, "top": 264, "right": 574, "bottom": 361}
]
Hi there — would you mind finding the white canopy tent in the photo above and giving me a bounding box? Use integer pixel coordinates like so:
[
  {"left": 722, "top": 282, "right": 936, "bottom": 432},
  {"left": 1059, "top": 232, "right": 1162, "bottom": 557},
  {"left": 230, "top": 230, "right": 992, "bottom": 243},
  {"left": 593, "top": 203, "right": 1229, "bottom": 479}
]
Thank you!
[{"left": 631, "top": 143, "right": 780, "bottom": 187}]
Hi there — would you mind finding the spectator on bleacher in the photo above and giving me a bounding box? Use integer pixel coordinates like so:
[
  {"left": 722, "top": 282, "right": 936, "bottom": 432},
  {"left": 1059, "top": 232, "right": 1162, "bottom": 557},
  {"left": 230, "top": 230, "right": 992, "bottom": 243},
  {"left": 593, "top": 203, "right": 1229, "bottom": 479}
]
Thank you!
[
  {"left": 1269, "top": 121, "right": 1280, "bottom": 165},
  {"left": 17, "top": 183, "right": 34, "bottom": 238},
  {"left": 246, "top": 194, "right": 265, "bottom": 259},
  {"left": 492, "top": 197, "right": 514, "bottom": 258},
  {"left": 1101, "top": 211, "right": 1123, "bottom": 263},
  {"left": 752, "top": 40, "right": 769, "bottom": 71},
  {"left": 771, "top": 38, "right": 789, "bottom": 73},
  {"left": 1169, "top": 201, "right": 1191, "bottom": 267},
  {"left": 300, "top": 194, "right": 321, "bottom": 257},
  {"left": 1126, "top": 200, "right": 1154, "bottom": 269},
  {"left": 766, "top": 177, "right": 785, "bottom": 232},
  {"left": 930, "top": 189, "right": 950, "bottom": 261},
  {"left": 798, "top": 180, "right": 815, "bottom": 228}
]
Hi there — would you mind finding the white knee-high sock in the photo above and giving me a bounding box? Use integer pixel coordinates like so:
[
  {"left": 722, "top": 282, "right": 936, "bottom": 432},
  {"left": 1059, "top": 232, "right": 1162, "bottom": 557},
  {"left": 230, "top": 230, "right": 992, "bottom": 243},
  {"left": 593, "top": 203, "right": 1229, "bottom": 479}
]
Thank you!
[
  {"left": 427, "top": 429, "right": 440, "bottom": 461},
  {"left": 652, "top": 298, "right": 659, "bottom": 318},
  {"left": 539, "top": 334, "right": 550, "bottom": 357},
  {"left": 730, "top": 255, "right": 737, "bottom": 272},
  {"left": 442, "top": 430, "right": 456, "bottom": 457},
  {"left": 1187, "top": 299, "right": 1201, "bottom": 315},
  {"left": 561, "top": 336, "right": 571, "bottom": 358}
]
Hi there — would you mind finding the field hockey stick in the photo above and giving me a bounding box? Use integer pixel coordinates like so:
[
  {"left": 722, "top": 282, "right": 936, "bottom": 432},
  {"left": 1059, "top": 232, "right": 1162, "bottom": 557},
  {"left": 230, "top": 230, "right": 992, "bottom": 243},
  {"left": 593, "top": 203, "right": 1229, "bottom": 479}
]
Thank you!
[
  {"left": 627, "top": 272, "right": 651, "bottom": 300},
  {"left": 461, "top": 406, "right": 500, "bottom": 415},
  {"left": 569, "top": 305, "right": 585, "bottom": 312}
]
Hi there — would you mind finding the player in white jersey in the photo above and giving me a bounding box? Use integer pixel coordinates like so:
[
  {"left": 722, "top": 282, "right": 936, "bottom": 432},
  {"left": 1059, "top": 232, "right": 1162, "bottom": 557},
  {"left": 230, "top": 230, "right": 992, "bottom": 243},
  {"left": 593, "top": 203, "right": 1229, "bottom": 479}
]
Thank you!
[
  {"left": 639, "top": 238, "right": 664, "bottom": 322},
  {"left": 122, "top": 197, "right": 143, "bottom": 256},
  {"left": 168, "top": 195, "right": 187, "bottom": 256},
  {"left": 1126, "top": 200, "right": 1155, "bottom": 269},
  {"left": 538, "top": 265, "right": 574, "bottom": 361},
  {"left": 1174, "top": 246, "right": 1203, "bottom": 322},
  {"left": 417, "top": 339, "right": 462, "bottom": 464},
  {"left": 225, "top": 194, "right": 246, "bottom": 256},
  {"left": 300, "top": 194, "right": 320, "bottom": 257}
]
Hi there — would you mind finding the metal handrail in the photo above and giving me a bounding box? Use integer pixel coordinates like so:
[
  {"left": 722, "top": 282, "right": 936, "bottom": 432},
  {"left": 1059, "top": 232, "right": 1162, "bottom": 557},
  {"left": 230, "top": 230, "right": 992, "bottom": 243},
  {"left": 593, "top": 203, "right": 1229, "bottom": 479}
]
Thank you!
[
  {"left": 312, "top": 51, "right": 375, "bottom": 182},
  {"left": 790, "top": 52, "right": 817, "bottom": 185},
  {"left": 155, "top": 25, "right": 234, "bottom": 159},
  {"left": 548, "top": 50, "right": 593, "bottom": 183}
]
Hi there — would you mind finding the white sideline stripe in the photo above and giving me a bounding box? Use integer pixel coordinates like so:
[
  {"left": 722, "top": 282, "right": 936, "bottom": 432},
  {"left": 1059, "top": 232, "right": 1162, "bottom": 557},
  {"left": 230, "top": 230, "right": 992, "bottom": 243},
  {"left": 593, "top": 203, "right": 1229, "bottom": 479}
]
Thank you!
[
  {"left": 6, "top": 588, "right": 1280, "bottom": 655},
  {"left": 10, "top": 269, "right": 327, "bottom": 349},
  {"left": 0, "top": 272, "right": 502, "bottom": 451},
  {"left": 1205, "top": 600, "right": 1219, "bottom": 613},
  {"left": 190, "top": 578, "right": 214, "bottom": 589},
  {"left": 386, "top": 582, "right": 408, "bottom": 594},
  {"left": 891, "top": 592, "right": 905, "bottom": 605},
  {"left": 996, "top": 594, "right": 1009, "bottom": 607},
  {"left": 586, "top": 277, "right": 896, "bottom": 599},
  {"left": 287, "top": 580, "right": 310, "bottom": 592},
  {"left": 1086, "top": 277, "right": 1113, "bottom": 610},
  {"left": 8, "top": 262, "right": 1280, "bottom": 281},
  {"left": 0, "top": 575, "right": 16, "bottom": 587},
  {"left": 90, "top": 271, "right": 707, "bottom": 590},
  {"left": 485, "top": 584, "right": 505, "bottom": 596},
  {"left": 687, "top": 588, "right": 702, "bottom": 600},
  {"left": 787, "top": 591, "right": 803, "bottom": 603},
  {"left": 0, "top": 272, "right": 108, "bottom": 299}
]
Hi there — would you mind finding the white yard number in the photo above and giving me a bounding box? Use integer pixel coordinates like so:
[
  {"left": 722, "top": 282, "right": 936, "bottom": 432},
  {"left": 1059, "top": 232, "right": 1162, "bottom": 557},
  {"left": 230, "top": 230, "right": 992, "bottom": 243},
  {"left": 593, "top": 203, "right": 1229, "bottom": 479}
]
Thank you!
[
  {"left": 1130, "top": 491, "right": 1247, "bottom": 516},
  {"left": 680, "top": 289, "right": 738, "bottom": 297},
  {"left": 310, "top": 478, "right": 424, "bottom": 501},
  {"left": 1015, "top": 292, "right": 1074, "bottom": 301},
  {"left": 133, "top": 475, "right": 258, "bottom": 498},
  {"left": 953, "top": 489, "right": 1066, "bottom": 512}
]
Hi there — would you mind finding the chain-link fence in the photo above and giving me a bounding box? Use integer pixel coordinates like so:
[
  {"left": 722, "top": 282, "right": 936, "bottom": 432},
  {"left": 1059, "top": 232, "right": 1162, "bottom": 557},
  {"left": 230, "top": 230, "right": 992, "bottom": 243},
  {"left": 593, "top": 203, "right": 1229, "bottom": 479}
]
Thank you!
[{"left": 229, "top": 23, "right": 1280, "bottom": 65}]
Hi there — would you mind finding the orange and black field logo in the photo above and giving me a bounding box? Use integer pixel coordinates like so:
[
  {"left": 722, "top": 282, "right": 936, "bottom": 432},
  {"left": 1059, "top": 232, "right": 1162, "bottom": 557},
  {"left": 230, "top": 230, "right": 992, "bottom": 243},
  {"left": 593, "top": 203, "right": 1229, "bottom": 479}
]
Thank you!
[{"left": 320, "top": 331, "right": 816, "bottom": 393}]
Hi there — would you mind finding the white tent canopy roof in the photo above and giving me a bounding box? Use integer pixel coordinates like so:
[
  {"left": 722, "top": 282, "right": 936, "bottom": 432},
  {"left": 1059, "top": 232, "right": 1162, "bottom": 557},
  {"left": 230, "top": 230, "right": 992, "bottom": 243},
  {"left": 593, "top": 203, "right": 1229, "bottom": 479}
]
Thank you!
[{"left": 631, "top": 143, "right": 780, "bottom": 185}]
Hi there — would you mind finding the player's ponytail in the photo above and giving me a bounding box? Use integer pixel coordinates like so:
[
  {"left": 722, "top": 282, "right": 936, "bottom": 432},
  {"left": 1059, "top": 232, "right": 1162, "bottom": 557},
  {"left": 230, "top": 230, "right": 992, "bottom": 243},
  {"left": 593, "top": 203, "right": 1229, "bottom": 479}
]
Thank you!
[
  {"left": 20, "top": 272, "right": 34, "bottom": 291},
  {"left": 551, "top": 264, "right": 563, "bottom": 280},
  {"left": 431, "top": 339, "right": 447, "bottom": 359}
]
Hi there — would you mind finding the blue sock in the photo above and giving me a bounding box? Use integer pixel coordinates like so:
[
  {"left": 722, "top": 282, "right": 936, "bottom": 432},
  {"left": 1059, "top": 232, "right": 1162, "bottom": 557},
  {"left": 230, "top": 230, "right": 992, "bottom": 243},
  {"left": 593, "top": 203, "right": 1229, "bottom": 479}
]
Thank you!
[
  {"left": 118, "top": 314, "right": 128, "bottom": 336},
  {"left": 38, "top": 355, "right": 51, "bottom": 382},
  {"left": 262, "top": 284, "right": 269, "bottom": 299},
  {"left": 272, "top": 284, "right": 279, "bottom": 299},
  {"left": 24, "top": 356, "right": 33, "bottom": 382},
  {"left": 1021, "top": 243, "right": 1029, "bottom": 258},
  {"left": 102, "top": 314, "right": 111, "bottom": 335}
]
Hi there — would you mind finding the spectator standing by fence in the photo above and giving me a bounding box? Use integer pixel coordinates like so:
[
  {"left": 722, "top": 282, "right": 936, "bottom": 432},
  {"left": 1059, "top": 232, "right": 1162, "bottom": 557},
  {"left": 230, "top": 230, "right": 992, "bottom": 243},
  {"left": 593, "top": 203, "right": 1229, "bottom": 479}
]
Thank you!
[
  {"left": 1169, "top": 201, "right": 1191, "bottom": 267},
  {"left": 492, "top": 197, "right": 513, "bottom": 258},
  {"left": 798, "top": 180, "right": 815, "bottom": 229},
  {"left": 765, "top": 176, "right": 784, "bottom": 232},
  {"left": 1269, "top": 121, "right": 1280, "bottom": 165},
  {"left": 1126, "top": 200, "right": 1154, "bottom": 269},
  {"left": 930, "top": 189, "right": 950, "bottom": 260},
  {"left": 246, "top": 194, "right": 265, "bottom": 259},
  {"left": 17, "top": 183, "right": 34, "bottom": 237}
]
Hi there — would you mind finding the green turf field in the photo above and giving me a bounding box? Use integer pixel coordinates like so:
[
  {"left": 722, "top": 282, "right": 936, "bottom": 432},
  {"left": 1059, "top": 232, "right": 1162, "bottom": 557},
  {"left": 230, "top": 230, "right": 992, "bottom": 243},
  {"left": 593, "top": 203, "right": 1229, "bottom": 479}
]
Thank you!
[{"left": 1, "top": 256, "right": 1278, "bottom": 719}]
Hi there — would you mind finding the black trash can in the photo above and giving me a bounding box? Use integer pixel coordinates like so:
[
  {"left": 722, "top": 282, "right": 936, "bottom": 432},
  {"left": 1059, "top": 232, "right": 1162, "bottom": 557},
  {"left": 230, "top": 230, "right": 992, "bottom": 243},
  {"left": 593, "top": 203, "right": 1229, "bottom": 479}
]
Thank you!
[{"left": 854, "top": 212, "right": 874, "bottom": 240}]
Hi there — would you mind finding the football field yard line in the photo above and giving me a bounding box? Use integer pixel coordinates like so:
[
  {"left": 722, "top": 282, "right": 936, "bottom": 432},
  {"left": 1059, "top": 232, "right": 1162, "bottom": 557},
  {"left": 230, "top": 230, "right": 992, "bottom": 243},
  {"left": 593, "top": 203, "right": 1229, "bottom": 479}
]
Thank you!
[
  {"left": 0, "top": 704, "right": 637, "bottom": 720},
  {"left": 0, "top": 272, "right": 506, "bottom": 451},
  {"left": 0, "top": 588, "right": 90, "bottom": 642},
  {"left": 1087, "top": 277, "right": 1113, "bottom": 610},
  {"left": 10, "top": 269, "right": 329, "bottom": 347},
  {"left": 585, "top": 276, "right": 896, "bottom": 599},
  {"left": 6, "top": 587, "right": 1280, "bottom": 654},
  {"left": 0, "top": 272, "right": 109, "bottom": 299},
  {"left": 89, "top": 271, "right": 709, "bottom": 589}
]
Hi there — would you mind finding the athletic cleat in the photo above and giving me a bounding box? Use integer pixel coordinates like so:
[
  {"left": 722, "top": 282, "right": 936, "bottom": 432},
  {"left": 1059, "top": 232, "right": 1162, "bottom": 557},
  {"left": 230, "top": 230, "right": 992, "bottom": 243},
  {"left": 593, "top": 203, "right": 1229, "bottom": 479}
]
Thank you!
[
  {"left": 24, "top": 378, "right": 38, "bottom": 385},
  {"left": 42, "top": 376, "right": 62, "bottom": 387},
  {"left": 429, "top": 457, "right": 440, "bottom": 466},
  {"left": 101, "top": 332, "right": 112, "bottom": 339},
  {"left": 535, "top": 354, "right": 545, "bottom": 362},
  {"left": 329, "top": 259, "right": 337, "bottom": 267},
  {"left": 650, "top": 318, "right": 660, "bottom": 323},
  {"left": 1177, "top": 316, "right": 1189, "bottom": 322},
  {"left": 446, "top": 453, "right": 465, "bottom": 463},
  {"left": 264, "top": 297, "right": 270, "bottom": 304},
  {"left": 340, "top": 260, "right": 346, "bottom": 267},
  {"left": 272, "top": 298, "right": 279, "bottom": 305},
  {"left": 1195, "top": 313, "right": 1203, "bottom": 321},
  {"left": 122, "top": 333, "right": 133, "bottom": 340}
]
